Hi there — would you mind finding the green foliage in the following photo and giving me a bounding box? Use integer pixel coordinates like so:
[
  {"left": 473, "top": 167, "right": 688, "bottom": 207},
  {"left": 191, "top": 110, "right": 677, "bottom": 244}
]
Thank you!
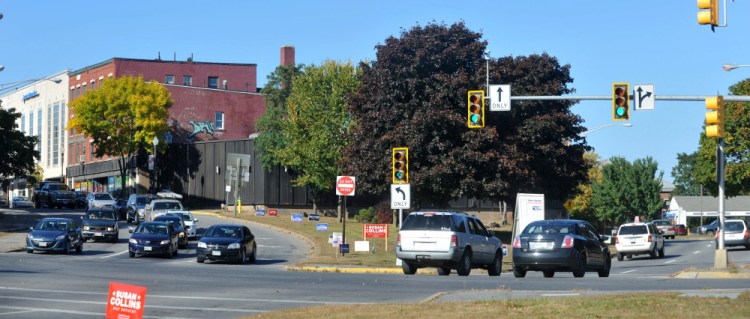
[
  {"left": 67, "top": 76, "right": 172, "bottom": 192},
  {"left": 671, "top": 152, "right": 702, "bottom": 196},
  {"left": 591, "top": 157, "right": 664, "bottom": 226},
  {"left": 0, "top": 104, "right": 40, "bottom": 183},
  {"left": 355, "top": 207, "right": 377, "bottom": 224},
  {"left": 694, "top": 79, "right": 750, "bottom": 197},
  {"left": 342, "top": 22, "right": 590, "bottom": 207},
  {"left": 565, "top": 152, "right": 601, "bottom": 225}
]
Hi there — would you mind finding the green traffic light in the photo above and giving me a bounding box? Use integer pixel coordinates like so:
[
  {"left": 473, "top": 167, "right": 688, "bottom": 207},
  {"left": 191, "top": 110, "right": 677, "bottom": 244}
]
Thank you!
[
  {"left": 616, "top": 107, "right": 626, "bottom": 117},
  {"left": 470, "top": 114, "right": 480, "bottom": 124}
]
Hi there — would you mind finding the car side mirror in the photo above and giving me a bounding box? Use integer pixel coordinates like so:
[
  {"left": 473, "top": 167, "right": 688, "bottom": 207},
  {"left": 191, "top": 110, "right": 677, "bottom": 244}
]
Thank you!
[
  {"left": 185, "top": 225, "right": 190, "bottom": 229},
  {"left": 658, "top": 230, "right": 664, "bottom": 235},
  {"left": 29, "top": 226, "right": 34, "bottom": 231},
  {"left": 194, "top": 218, "right": 199, "bottom": 223},
  {"left": 128, "top": 227, "right": 134, "bottom": 234}
]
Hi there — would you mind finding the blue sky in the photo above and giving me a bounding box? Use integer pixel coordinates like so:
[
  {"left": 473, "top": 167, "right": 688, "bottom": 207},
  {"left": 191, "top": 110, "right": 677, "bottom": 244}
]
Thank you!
[{"left": 2, "top": 1, "right": 748, "bottom": 183}]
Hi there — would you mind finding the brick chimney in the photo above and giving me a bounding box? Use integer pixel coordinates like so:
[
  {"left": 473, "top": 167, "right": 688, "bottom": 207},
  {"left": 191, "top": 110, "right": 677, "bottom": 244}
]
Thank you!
[{"left": 280, "top": 46, "right": 295, "bottom": 66}]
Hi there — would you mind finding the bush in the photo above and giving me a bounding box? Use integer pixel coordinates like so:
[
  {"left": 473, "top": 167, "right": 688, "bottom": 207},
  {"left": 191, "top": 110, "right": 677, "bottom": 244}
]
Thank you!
[{"left": 355, "top": 207, "right": 377, "bottom": 223}]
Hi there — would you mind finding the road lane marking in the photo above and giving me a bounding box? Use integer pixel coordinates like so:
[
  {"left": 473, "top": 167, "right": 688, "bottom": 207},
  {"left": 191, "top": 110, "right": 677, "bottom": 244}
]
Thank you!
[
  {"left": 620, "top": 270, "right": 636, "bottom": 274},
  {"left": 694, "top": 251, "right": 701, "bottom": 254},
  {"left": 665, "top": 259, "right": 676, "bottom": 264},
  {"left": 540, "top": 293, "right": 580, "bottom": 297},
  {"left": 0, "top": 296, "right": 264, "bottom": 314},
  {"left": 0, "top": 305, "right": 103, "bottom": 318},
  {"left": 98, "top": 250, "right": 129, "bottom": 259}
]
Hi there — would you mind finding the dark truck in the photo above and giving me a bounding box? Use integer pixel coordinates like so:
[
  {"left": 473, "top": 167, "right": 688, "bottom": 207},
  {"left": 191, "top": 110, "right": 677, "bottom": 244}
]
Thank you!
[{"left": 33, "top": 182, "right": 76, "bottom": 209}]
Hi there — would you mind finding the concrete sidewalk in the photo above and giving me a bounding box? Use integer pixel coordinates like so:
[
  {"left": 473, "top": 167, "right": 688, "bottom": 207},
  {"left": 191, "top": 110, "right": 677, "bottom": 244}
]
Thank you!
[{"left": 0, "top": 207, "right": 39, "bottom": 253}]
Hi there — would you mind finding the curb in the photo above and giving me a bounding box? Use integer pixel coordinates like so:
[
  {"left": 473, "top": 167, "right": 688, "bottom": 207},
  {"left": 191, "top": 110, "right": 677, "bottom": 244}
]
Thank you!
[{"left": 286, "top": 265, "right": 436, "bottom": 275}]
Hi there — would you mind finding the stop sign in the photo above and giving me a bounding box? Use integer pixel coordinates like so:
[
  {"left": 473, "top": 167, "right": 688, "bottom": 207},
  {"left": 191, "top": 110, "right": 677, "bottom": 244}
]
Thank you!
[{"left": 336, "top": 176, "right": 356, "bottom": 196}]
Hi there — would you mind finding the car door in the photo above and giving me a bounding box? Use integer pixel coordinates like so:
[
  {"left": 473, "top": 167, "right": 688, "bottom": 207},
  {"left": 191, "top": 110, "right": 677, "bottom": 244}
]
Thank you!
[
  {"left": 579, "top": 222, "right": 603, "bottom": 267},
  {"left": 466, "top": 218, "right": 490, "bottom": 264}
]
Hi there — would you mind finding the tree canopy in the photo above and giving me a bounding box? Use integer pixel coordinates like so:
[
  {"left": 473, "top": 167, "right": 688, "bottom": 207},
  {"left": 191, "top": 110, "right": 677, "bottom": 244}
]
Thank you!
[
  {"left": 565, "top": 151, "right": 602, "bottom": 225},
  {"left": 67, "top": 76, "right": 172, "bottom": 192},
  {"left": 342, "top": 22, "right": 590, "bottom": 207},
  {"left": 0, "top": 103, "right": 40, "bottom": 187},
  {"left": 671, "top": 152, "right": 702, "bottom": 196},
  {"left": 591, "top": 157, "right": 663, "bottom": 226}
]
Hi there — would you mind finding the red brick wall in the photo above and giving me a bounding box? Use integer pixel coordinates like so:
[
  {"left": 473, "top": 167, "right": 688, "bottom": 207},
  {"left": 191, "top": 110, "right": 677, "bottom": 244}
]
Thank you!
[{"left": 115, "top": 59, "right": 257, "bottom": 93}]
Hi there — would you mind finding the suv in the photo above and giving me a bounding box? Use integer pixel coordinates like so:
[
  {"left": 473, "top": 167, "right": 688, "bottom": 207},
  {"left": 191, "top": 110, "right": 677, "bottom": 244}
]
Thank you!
[
  {"left": 715, "top": 219, "right": 750, "bottom": 249},
  {"left": 651, "top": 220, "right": 676, "bottom": 239},
  {"left": 32, "top": 182, "right": 76, "bottom": 209},
  {"left": 396, "top": 211, "right": 503, "bottom": 276},
  {"left": 81, "top": 208, "right": 119, "bottom": 243},
  {"left": 126, "top": 194, "right": 156, "bottom": 224},
  {"left": 615, "top": 222, "right": 665, "bottom": 261},
  {"left": 698, "top": 220, "right": 719, "bottom": 235},
  {"left": 145, "top": 199, "right": 184, "bottom": 221}
]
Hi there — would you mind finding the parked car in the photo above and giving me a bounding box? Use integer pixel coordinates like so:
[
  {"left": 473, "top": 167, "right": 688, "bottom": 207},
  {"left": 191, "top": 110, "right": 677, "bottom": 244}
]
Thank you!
[
  {"left": 651, "top": 219, "right": 676, "bottom": 239},
  {"left": 153, "top": 215, "right": 188, "bottom": 248},
  {"left": 196, "top": 224, "right": 256, "bottom": 264},
  {"left": 145, "top": 199, "right": 184, "bottom": 221},
  {"left": 512, "top": 219, "right": 611, "bottom": 278},
  {"left": 86, "top": 192, "right": 116, "bottom": 211},
  {"left": 12, "top": 196, "right": 33, "bottom": 208},
  {"left": 126, "top": 194, "right": 156, "bottom": 224},
  {"left": 26, "top": 217, "right": 83, "bottom": 254},
  {"left": 715, "top": 219, "right": 750, "bottom": 249},
  {"left": 81, "top": 208, "right": 119, "bottom": 243},
  {"left": 396, "top": 211, "right": 503, "bottom": 276},
  {"left": 0, "top": 197, "right": 6, "bottom": 207},
  {"left": 168, "top": 211, "right": 199, "bottom": 239},
  {"left": 698, "top": 220, "right": 719, "bottom": 235},
  {"left": 113, "top": 199, "right": 128, "bottom": 220},
  {"left": 32, "top": 182, "right": 76, "bottom": 209},
  {"left": 674, "top": 224, "right": 688, "bottom": 236},
  {"left": 128, "top": 222, "right": 179, "bottom": 258},
  {"left": 615, "top": 222, "right": 665, "bottom": 261},
  {"left": 74, "top": 191, "right": 88, "bottom": 209}
]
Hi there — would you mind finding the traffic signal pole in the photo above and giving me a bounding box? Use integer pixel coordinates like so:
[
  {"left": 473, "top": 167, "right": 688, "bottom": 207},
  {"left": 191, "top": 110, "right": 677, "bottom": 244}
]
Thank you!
[
  {"left": 715, "top": 138, "right": 728, "bottom": 268},
  {"left": 509, "top": 95, "right": 750, "bottom": 102}
]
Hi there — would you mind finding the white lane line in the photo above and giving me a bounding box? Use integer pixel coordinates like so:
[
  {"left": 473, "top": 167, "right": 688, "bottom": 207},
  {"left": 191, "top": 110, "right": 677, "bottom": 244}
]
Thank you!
[
  {"left": 0, "top": 305, "right": 103, "bottom": 318},
  {"left": 98, "top": 250, "right": 129, "bottom": 259},
  {"left": 665, "top": 259, "right": 676, "bottom": 264},
  {"left": 620, "top": 270, "right": 637, "bottom": 274},
  {"left": 694, "top": 251, "right": 701, "bottom": 254},
  {"left": 541, "top": 293, "right": 580, "bottom": 297},
  {"left": 0, "top": 296, "right": 264, "bottom": 314}
]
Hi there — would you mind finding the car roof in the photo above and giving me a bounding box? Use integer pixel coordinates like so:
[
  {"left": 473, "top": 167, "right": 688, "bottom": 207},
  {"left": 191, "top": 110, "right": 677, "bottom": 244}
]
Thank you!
[
  {"left": 619, "top": 222, "right": 652, "bottom": 226},
  {"left": 152, "top": 199, "right": 180, "bottom": 202},
  {"left": 528, "top": 219, "right": 588, "bottom": 225},
  {"left": 208, "top": 224, "right": 244, "bottom": 229},
  {"left": 139, "top": 221, "right": 170, "bottom": 226},
  {"left": 154, "top": 215, "right": 181, "bottom": 221},
  {"left": 39, "top": 217, "right": 73, "bottom": 222}
]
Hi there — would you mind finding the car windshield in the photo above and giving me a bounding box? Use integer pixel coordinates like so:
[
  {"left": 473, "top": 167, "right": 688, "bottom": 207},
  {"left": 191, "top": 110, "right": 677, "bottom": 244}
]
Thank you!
[
  {"left": 135, "top": 197, "right": 149, "bottom": 205},
  {"left": 94, "top": 194, "right": 113, "bottom": 200},
  {"left": 48, "top": 184, "right": 70, "bottom": 191},
  {"left": 724, "top": 222, "right": 745, "bottom": 233},
  {"left": 652, "top": 220, "right": 670, "bottom": 227},
  {"left": 153, "top": 202, "right": 182, "bottom": 210},
  {"left": 523, "top": 224, "right": 571, "bottom": 235},
  {"left": 205, "top": 226, "right": 242, "bottom": 238},
  {"left": 401, "top": 214, "right": 454, "bottom": 231},
  {"left": 14, "top": 197, "right": 28, "bottom": 201},
  {"left": 36, "top": 220, "right": 69, "bottom": 231},
  {"left": 87, "top": 211, "right": 115, "bottom": 220},
  {"left": 619, "top": 225, "right": 648, "bottom": 235},
  {"left": 135, "top": 224, "right": 169, "bottom": 235},
  {"left": 155, "top": 218, "right": 182, "bottom": 228},
  {"left": 172, "top": 212, "right": 191, "bottom": 221}
]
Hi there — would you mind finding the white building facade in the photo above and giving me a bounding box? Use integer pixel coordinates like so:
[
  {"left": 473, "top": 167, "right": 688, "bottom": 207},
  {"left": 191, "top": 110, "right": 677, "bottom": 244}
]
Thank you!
[{"left": 0, "top": 70, "right": 70, "bottom": 197}]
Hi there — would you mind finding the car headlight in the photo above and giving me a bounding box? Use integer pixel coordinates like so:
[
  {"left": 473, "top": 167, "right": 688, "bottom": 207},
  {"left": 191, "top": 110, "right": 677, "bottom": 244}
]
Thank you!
[
  {"left": 83, "top": 226, "right": 90, "bottom": 231},
  {"left": 179, "top": 232, "right": 185, "bottom": 237},
  {"left": 228, "top": 243, "right": 240, "bottom": 249},
  {"left": 129, "top": 238, "right": 137, "bottom": 244},
  {"left": 197, "top": 242, "right": 207, "bottom": 249},
  {"left": 55, "top": 234, "right": 66, "bottom": 241},
  {"left": 160, "top": 239, "right": 170, "bottom": 245},
  {"left": 27, "top": 234, "right": 34, "bottom": 239},
  {"left": 107, "top": 227, "right": 115, "bottom": 232}
]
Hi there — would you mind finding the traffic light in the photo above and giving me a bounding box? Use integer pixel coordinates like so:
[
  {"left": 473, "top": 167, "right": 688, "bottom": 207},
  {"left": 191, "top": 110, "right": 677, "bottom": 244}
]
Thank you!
[
  {"left": 705, "top": 96, "right": 724, "bottom": 138},
  {"left": 697, "top": 0, "right": 719, "bottom": 26},
  {"left": 612, "top": 83, "right": 630, "bottom": 121},
  {"left": 392, "top": 147, "right": 408, "bottom": 184},
  {"left": 467, "top": 90, "right": 485, "bottom": 128}
]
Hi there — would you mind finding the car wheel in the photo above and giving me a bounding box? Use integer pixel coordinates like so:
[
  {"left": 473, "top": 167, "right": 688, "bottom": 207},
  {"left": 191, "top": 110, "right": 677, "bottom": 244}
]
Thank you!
[
  {"left": 487, "top": 252, "right": 502, "bottom": 276},
  {"left": 126, "top": 214, "right": 132, "bottom": 223},
  {"left": 26, "top": 249, "right": 34, "bottom": 254},
  {"left": 402, "top": 261, "right": 417, "bottom": 275},
  {"left": 76, "top": 238, "right": 83, "bottom": 254},
  {"left": 129, "top": 251, "right": 135, "bottom": 258},
  {"left": 112, "top": 233, "right": 119, "bottom": 243},
  {"left": 513, "top": 265, "right": 527, "bottom": 278},
  {"left": 239, "top": 247, "right": 247, "bottom": 265},
  {"left": 572, "top": 252, "right": 586, "bottom": 278},
  {"left": 437, "top": 266, "right": 451, "bottom": 276},
  {"left": 649, "top": 246, "right": 657, "bottom": 258},
  {"left": 598, "top": 254, "right": 611, "bottom": 277},
  {"left": 63, "top": 241, "right": 71, "bottom": 254},
  {"left": 248, "top": 243, "right": 257, "bottom": 263},
  {"left": 543, "top": 270, "right": 555, "bottom": 278},
  {"left": 658, "top": 245, "right": 665, "bottom": 258},
  {"left": 34, "top": 200, "right": 40, "bottom": 209},
  {"left": 617, "top": 253, "right": 624, "bottom": 261},
  {"left": 173, "top": 244, "right": 178, "bottom": 257},
  {"left": 456, "top": 251, "right": 472, "bottom": 276},
  {"left": 197, "top": 256, "right": 205, "bottom": 263}
]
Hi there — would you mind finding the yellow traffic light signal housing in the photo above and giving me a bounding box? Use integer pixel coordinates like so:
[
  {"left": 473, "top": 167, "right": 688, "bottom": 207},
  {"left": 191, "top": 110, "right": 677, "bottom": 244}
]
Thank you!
[
  {"left": 705, "top": 96, "right": 724, "bottom": 138},
  {"left": 392, "top": 147, "right": 409, "bottom": 184},
  {"left": 612, "top": 83, "right": 630, "bottom": 121},
  {"left": 467, "top": 90, "right": 485, "bottom": 128},
  {"left": 697, "top": 0, "right": 719, "bottom": 26}
]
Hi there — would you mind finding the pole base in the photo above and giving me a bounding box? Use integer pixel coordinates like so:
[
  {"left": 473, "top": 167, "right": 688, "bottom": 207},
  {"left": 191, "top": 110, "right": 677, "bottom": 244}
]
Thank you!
[{"left": 714, "top": 249, "right": 728, "bottom": 269}]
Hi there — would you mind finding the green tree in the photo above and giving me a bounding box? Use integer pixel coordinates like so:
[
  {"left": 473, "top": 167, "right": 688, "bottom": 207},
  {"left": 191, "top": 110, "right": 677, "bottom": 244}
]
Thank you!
[
  {"left": 0, "top": 104, "right": 40, "bottom": 189},
  {"left": 565, "top": 151, "right": 602, "bottom": 225},
  {"left": 275, "top": 61, "right": 360, "bottom": 198},
  {"left": 671, "top": 152, "right": 702, "bottom": 196},
  {"left": 591, "top": 157, "right": 664, "bottom": 226},
  {"left": 694, "top": 79, "right": 750, "bottom": 197},
  {"left": 342, "top": 22, "right": 590, "bottom": 207},
  {"left": 67, "top": 76, "right": 172, "bottom": 194},
  {"left": 255, "top": 63, "right": 304, "bottom": 170}
]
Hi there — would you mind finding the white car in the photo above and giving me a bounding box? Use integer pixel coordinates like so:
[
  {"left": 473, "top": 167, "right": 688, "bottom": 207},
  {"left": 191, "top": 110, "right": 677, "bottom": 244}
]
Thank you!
[
  {"left": 168, "top": 211, "right": 199, "bottom": 239},
  {"left": 86, "top": 192, "right": 116, "bottom": 211},
  {"left": 615, "top": 222, "right": 665, "bottom": 261},
  {"left": 146, "top": 199, "right": 184, "bottom": 221},
  {"left": 715, "top": 219, "right": 750, "bottom": 249}
]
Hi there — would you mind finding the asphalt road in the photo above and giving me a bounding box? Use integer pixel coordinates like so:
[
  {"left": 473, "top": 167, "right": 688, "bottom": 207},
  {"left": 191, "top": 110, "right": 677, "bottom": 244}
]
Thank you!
[{"left": 1, "top": 208, "right": 750, "bottom": 318}]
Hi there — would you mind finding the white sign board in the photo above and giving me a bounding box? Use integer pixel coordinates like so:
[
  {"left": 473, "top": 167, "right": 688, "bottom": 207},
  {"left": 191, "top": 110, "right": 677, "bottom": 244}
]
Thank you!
[
  {"left": 489, "top": 84, "right": 511, "bottom": 111},
  {"left": 391, "top": 184, "right": 411, "bottom": 209},
  {"left": 513, "top": 193, "right": 545, "bottom": 238},
  {"left": 633, "top": 84, "right": 655, "bottom": 110}
]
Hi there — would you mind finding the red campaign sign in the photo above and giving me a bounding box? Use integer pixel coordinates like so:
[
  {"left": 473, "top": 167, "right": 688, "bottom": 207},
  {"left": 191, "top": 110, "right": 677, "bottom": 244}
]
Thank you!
[
  {"left": 336, "top": 176, "right": 356, "bottom": 196},
  {"left": 268, "top": 209, "right": 278, "bottom": 217},
  {"left": 106, "top": 282, "right": 147, "bottom": 319},
  {"left": 363, "top": 224, "right": 388, "bottom": 239}
]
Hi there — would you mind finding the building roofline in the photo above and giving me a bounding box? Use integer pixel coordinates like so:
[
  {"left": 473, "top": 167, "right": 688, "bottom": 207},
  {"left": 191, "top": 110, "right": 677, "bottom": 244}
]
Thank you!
[{"left": 69, "top": 57, "right": 257, "bottom": 76}]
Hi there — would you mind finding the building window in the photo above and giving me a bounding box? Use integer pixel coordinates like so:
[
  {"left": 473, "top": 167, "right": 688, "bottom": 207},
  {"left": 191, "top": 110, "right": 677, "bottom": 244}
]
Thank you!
[
  {"left": 37, "top": 109, "right": 42, "bottom": 153},
  {"left": 71, "top": 88, "right": 76, "bottom": 98},
  {"left": 215, "top": 112, "right": 224, "bottom": 130},
  {"left": 183, "top": 75, "right": 192, "bottom": 86},
  {"left": 208, "top": 76, "right": 218, "bottom": 89},
  {"left": 21, "top": 114, "right": 26, "bottom": 133},
  {"left": 90, "top": 80, "right": 96, "bottom": 89},
  {"left": 165, "top": 75, "right": 174, "bottom": 84},
  {"left": 52, "top": 102, "right": 60, "bottom": 165}
]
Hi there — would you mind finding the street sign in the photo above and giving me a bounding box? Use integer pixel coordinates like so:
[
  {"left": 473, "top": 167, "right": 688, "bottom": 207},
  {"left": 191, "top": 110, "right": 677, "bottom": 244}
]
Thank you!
[
  {"left": 633, "top": 84, "right": 655, "bottom": 110},
  {"left": 391, "top": 184, "right": 411, "bottom": 209},
  {"left": 336, "top": 176, "right": 356, "bottom": 196},
  {"left": 489, "top": 84, "right": 511, "bottom": 111}
]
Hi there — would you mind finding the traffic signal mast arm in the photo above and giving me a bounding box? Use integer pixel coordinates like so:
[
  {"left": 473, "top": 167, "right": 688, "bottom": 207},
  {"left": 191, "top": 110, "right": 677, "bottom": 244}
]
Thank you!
[{"left": 508, "top": 95, "right": 750, "bottom": 102}]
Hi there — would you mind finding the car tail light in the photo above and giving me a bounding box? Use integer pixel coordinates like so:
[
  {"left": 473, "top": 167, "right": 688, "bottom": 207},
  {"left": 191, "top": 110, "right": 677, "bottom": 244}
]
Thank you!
[
  {"left": 561, "top": 235, "right": 575, "bottom": 248},
  {"left": 744, "top": 229, "right": 749, "bottom": 239},
  {"left": 512, "top": 237, "right": 521, "bottom": 248},
  {"left": 647, "top": 235, "right": 653, "bottom": 242},
  {"left": 615, "top": 236, "right": 620, "bottom": 244},
  {"left": 397, "top": 234, "right": 401, "bottom": 246},
  {"left": 451, "top": 235, "right": 458, "bottom": 247}
]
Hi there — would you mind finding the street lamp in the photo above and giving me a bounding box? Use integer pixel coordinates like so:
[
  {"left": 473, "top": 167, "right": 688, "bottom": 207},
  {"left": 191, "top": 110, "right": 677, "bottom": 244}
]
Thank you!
[
  {"left": 581, "top": 123, "right": 633, "bottom": 137},
  {"left": 722, "top": 64, "right": 750, "bottom": 71},
  {"left": 152, "top": 136, "right": 159, "bottom": 193}
]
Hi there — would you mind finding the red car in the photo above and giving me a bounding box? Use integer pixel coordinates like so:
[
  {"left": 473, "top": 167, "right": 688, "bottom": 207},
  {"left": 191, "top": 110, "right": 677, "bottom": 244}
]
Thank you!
[{"left": 674, "top": 224, "right": 688, "bottom": 236}]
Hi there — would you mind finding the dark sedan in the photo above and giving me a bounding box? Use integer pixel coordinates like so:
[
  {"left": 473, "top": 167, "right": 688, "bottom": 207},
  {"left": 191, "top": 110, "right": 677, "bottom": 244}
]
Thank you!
[
  {"left": 512, "top": 219, "right": 611, "bottom": 278},
  {"left": 26, "top": 218, "right": 83, "bottom": 254},
  {"left": 154, "top": 215, "right": 189, "bottom": 249},
  {"left": 128, "top": 222, "right": 178, "bottom": 258},
  {"left": 197, "top": 224, "right": 256, "bottom": 264},
  {"left": 113, "top": 199, "right": 128, "bottom": 220},
  {"left": 81, "top": 208, "right": 119, "bottom": 243}
]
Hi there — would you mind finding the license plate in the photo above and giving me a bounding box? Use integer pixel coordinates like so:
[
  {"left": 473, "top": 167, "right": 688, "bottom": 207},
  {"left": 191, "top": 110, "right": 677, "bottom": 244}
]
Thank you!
[
  {"left": 95, "top": 232, "right": 103, "bottom": 237},
  {"left": 529, "top": 241, "right": 552, "bottom": 250},
  {"left": 144, "top": 246, "right": 152, "bottom": 251},
  {"left": 212, "top": 250, "right": 221, "bottom": 256},
  {"left": 39, "top": 242, "right": 49, "bottom": 247},
  {"left": 414, "top": 242, "right": 435, "bottom": 250}
]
